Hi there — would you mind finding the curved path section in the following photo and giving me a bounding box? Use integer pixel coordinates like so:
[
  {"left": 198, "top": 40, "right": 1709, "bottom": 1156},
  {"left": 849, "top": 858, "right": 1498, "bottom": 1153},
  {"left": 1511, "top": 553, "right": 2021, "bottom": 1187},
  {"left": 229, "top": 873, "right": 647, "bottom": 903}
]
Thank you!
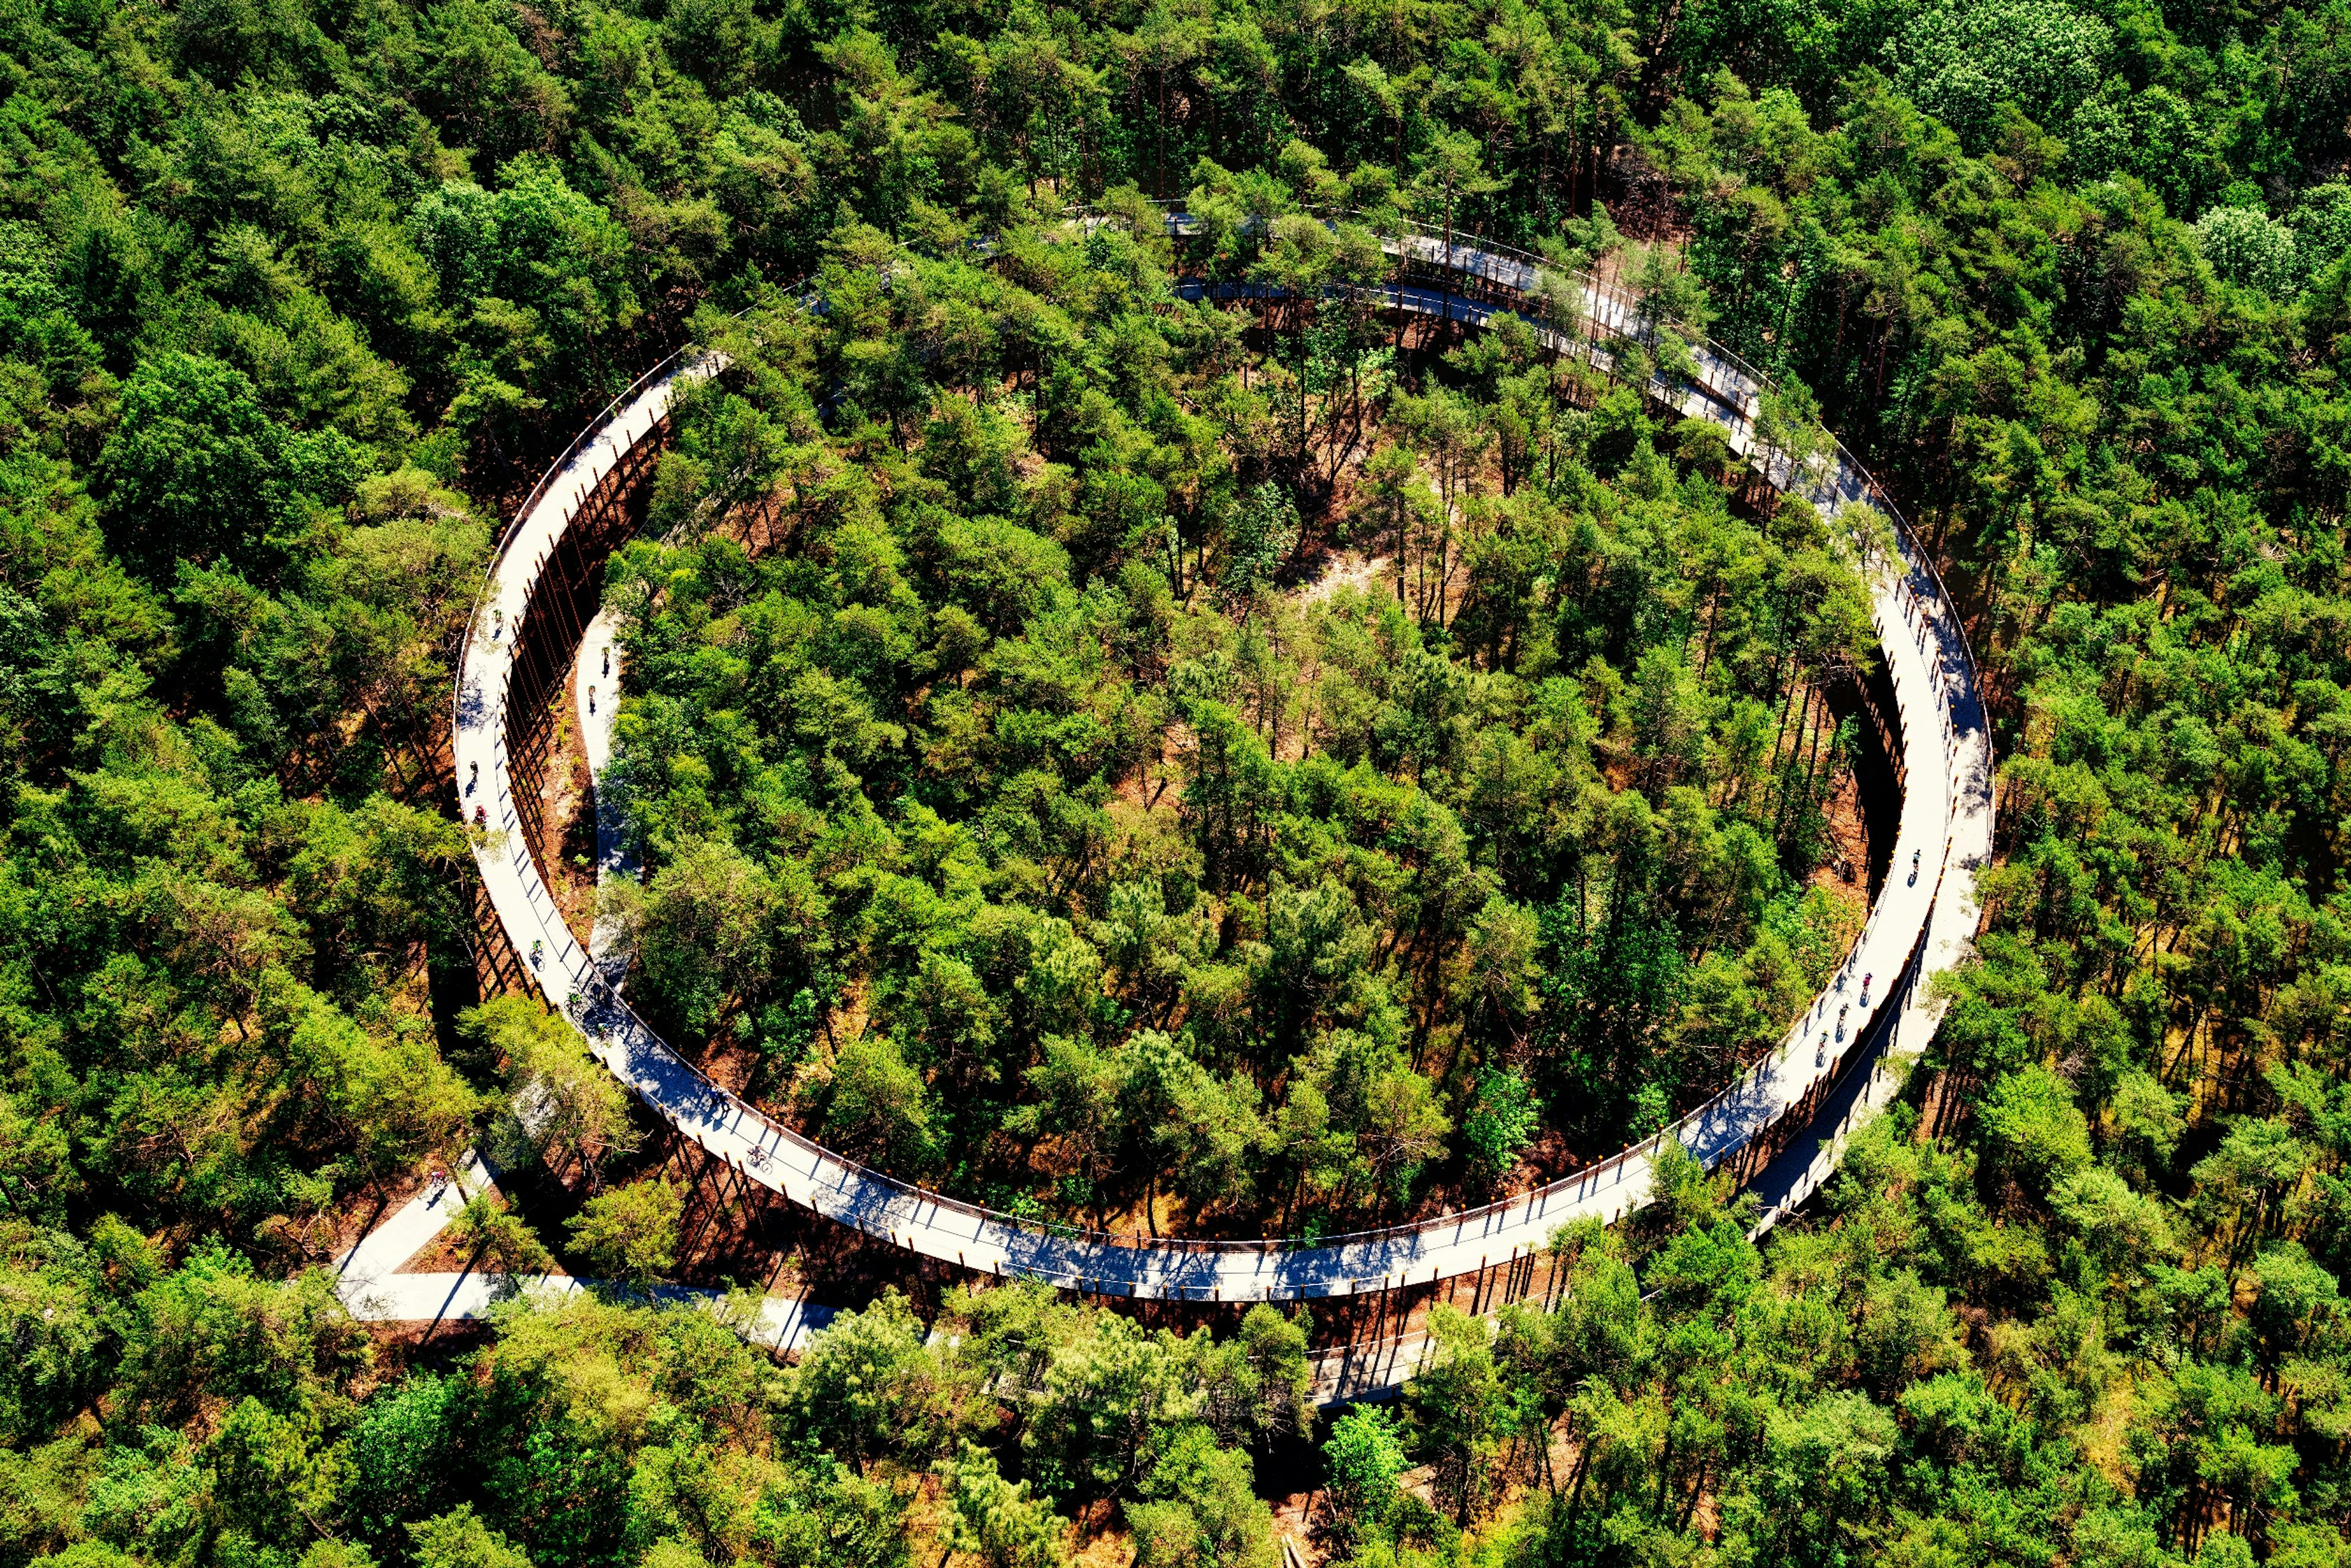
[{"left": 452, "top": 224, "right": 1992, "bottom": 1308}]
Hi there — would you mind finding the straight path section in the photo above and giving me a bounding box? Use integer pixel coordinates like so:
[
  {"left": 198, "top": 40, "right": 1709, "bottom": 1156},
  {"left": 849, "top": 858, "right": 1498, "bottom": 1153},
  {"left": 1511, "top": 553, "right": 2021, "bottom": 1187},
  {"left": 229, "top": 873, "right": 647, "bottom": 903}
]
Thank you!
[
  {"left": 335, "top": 1149, "right": 494, "bottom": 1284},
  {"left": 329, "top": 1142, "right": 833, "bottom": 1352},
  {"left": 339, "top": 1269, "right": 833, "bottom": 1353}
]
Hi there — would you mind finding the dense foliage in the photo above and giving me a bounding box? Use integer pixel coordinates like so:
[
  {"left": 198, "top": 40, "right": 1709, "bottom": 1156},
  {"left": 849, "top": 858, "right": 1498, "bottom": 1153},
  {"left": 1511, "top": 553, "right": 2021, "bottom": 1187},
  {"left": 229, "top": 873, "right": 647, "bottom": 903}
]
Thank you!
[
  {"left": 0, "top": 0, "right": 2346, "bottom": 1564},
  {"left": 599, "top": 223, "right": 1875, "bottom": 1232}
]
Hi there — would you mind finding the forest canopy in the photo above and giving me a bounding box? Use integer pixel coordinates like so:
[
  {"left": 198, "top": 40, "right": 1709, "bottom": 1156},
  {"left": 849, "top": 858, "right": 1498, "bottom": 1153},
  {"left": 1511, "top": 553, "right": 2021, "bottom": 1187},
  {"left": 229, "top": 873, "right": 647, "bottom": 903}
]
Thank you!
[
  {"left": 594, "top": 223, "right": 1880, "bottom": 1235},
  {"left": 0, "top": 0, "right": 2344, "bottom": 1566}
]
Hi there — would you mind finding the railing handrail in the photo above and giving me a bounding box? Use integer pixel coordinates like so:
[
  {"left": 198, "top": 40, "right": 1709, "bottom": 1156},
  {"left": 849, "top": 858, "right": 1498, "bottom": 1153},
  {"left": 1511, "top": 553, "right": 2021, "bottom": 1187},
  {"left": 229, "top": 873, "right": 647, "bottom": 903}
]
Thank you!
[
  {"left": 448, "top": 280, "right": 817, "bottom": 757},
  {"left": 1134, "top": 200, "right": 1982, "bottom": 691}
]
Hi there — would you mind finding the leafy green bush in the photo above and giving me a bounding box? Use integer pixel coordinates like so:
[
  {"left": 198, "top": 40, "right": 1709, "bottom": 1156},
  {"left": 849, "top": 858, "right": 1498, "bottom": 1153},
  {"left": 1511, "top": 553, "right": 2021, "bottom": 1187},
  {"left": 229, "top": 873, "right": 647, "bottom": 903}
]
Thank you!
[{"left": 1458, "top": 1065, "right": 1540, "bottom": 1178}]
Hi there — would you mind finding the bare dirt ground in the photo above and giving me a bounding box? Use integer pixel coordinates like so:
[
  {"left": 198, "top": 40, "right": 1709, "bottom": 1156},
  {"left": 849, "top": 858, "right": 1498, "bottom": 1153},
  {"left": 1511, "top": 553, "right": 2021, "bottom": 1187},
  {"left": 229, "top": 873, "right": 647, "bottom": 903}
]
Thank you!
[
  {"left": 533, "top": 687, "right": 599, "bottom": 947},
  {"left": 1297, "top": 550, "right": 1395, "bottom": 607},
  {"left": 1812, "top": 757, "right": 1873, "bottom": 901}
]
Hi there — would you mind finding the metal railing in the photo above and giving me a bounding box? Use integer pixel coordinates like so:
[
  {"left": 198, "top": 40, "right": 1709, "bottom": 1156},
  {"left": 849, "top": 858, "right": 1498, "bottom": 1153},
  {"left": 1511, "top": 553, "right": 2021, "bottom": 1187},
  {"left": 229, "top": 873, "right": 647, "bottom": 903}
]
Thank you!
[{"left": 449, "top": 280, "right": 826, "bottom": 752}]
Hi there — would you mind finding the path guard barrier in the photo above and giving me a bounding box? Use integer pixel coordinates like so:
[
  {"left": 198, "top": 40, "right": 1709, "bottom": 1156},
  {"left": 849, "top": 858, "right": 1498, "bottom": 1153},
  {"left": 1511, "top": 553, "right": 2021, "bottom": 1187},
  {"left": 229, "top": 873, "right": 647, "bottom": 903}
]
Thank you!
[{"left": 451, "top": 216, "right": 1994, "bottom": 1314}]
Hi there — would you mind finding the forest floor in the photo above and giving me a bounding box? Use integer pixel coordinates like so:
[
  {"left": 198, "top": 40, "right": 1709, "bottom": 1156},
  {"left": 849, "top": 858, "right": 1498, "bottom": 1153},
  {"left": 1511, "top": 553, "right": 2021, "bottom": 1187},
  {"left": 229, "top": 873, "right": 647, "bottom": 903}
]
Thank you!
[
  {"left": 541, "top": 681, "right": 599, "bottom": 945},
  {"left": 1814, "top": 762, "right": 1872, "bottom": 897},
  {"left": 1297, "top": 549, "right": 1395, "bottom": 607}
]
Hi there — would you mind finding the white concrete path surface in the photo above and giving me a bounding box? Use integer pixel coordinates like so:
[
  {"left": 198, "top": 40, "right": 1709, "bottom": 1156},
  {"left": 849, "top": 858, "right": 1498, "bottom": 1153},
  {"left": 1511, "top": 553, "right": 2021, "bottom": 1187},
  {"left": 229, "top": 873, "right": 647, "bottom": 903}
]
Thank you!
[
  {"left": 451, "top": 223, "right": 1993, "bottom": 1317},
  {"left": 329, "top": 1146, "right": 834, "bottom": 1352},
  {"left": 334, "top": 1149, "right": 495, "bottom": 1283}
]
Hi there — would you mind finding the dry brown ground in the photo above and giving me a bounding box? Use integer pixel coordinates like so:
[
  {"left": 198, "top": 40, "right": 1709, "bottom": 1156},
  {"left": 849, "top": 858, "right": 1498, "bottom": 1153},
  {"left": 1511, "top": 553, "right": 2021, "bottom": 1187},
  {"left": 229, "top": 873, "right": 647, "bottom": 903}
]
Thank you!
[
  {"left": 320, "top": 1165, "right": 436, "bottom": 1266},
  {"left": 533, "top": 687, "right": 599, "bottom": 946},
  {"left": 1812, "top": 759, "right": 1872, "bottom": 900}
]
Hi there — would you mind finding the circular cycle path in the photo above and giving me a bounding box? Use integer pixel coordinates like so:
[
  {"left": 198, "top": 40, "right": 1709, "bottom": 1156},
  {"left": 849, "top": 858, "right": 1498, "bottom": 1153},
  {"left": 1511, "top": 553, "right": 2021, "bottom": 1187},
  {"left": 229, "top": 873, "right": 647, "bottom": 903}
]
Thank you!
[{"left": 451, "top": 223, "right": 1992, "bottom": 1319}]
